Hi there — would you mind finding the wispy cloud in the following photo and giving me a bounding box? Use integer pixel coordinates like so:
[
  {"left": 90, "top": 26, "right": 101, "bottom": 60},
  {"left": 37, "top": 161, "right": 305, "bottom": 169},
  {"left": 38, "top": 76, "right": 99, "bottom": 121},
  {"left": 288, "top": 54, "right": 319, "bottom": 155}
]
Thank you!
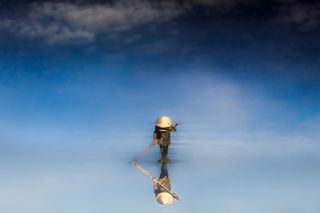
[
  {"left": 278, "top": 1, "right": 320, "bottom": 30},
  {"left": 0, "top": 1, "right": 183, "bottom": 43},
  {"left": 1, "top": 0, "right": 319, "bottom": 43}
]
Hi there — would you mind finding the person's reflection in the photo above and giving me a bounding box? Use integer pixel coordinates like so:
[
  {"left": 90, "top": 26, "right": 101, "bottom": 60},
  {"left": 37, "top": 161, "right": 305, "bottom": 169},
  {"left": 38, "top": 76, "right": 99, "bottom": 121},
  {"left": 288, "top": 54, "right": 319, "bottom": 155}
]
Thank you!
[{"left": 152, "top": 162, "right": 174, "bottom": 205}]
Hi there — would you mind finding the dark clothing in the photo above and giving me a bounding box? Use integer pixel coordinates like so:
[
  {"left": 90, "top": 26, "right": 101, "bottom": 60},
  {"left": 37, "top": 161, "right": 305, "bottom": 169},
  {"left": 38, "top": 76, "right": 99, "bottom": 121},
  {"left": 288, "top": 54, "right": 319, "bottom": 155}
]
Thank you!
[
  {"left": 160, "top": 145, "right": 168, "bottom": 160},
  {"left": 153, "top": 125, "right": 177, "bottom": 160},
  {"left": 154, "top": 163, "right": 171, "bottom": 196},
  {"left": 153, "top": 125, "right": 177, "bottom": 161},
  {"left": 153, "top": 126, "right": 171, "bottom": 146}
]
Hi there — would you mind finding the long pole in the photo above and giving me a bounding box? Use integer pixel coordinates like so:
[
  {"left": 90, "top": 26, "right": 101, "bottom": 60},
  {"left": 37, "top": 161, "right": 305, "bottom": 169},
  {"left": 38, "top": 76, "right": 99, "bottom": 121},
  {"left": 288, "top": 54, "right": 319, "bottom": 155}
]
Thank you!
[
  {"left": 133, "top": 144, "right": 155, "bottom": 161},
  {"left": 131, "top": 160, "right": 181, "bottom": 200}
]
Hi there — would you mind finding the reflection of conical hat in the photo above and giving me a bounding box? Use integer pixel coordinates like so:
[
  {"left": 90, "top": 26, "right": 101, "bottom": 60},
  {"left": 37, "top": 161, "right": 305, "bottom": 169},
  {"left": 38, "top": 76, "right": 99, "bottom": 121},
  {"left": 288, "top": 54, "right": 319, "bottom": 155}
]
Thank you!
[
  {"left": 156, "top": 116, "right": 173, "bottom": 128},
  {"left": 156, "top": 192, "right": 174, "bottom": 205}
]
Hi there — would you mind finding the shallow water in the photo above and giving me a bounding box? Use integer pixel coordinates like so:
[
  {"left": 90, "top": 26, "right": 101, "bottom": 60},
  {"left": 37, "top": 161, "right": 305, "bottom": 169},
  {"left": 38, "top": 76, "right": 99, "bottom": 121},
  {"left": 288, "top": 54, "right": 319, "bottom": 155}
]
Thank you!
[{"left": 1, "top": 127, "right": 320, "bottom": 213}]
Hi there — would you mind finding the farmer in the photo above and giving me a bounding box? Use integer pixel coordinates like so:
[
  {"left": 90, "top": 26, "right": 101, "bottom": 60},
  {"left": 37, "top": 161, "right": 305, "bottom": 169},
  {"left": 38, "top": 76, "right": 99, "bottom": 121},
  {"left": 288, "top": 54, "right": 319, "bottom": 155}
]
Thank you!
[{"left": 152, "top": 116, "right": 178, "bottom": 162}]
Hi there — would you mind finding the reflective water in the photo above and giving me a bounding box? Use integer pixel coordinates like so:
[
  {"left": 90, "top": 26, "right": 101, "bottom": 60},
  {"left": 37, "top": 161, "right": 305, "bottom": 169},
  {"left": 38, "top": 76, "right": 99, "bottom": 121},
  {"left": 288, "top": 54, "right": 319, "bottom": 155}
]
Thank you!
[{"left": 1, "top": 125, "right": 319, "bottom": 213}]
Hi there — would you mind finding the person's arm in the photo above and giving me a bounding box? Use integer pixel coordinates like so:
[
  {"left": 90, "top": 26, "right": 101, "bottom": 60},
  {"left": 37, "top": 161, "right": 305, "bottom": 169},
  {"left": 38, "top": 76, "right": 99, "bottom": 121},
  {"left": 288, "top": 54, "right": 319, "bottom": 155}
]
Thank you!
[
  {"left": 170, "top": 123, "right": 178, "bottom": 132},
  {"left": 152, "top": 132, "right": 158, "bottom": 145}
]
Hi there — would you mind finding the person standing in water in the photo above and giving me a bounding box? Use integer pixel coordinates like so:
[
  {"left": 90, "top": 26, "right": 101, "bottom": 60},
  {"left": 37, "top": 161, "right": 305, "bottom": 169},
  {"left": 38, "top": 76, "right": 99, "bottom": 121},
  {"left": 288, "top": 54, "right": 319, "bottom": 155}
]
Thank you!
[
  {"left": 152, "top": 116, "right": 178, "bottom": 162},
  {"left": 153, "top": 162, "right": 174, "bottom": 205}
]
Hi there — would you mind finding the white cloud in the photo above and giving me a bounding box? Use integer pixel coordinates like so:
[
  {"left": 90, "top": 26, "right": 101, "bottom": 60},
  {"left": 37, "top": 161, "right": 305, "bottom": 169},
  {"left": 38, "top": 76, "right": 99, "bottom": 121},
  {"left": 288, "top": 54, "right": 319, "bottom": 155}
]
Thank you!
[
  {"left": 1, "top": 0, "right": 319, "bottom": 43},
  {"left": 0, "top": 0, "right": 268, "bottom": 44},
  {"left": 1, "top": 1, "right": 183, "bottom": 43}
]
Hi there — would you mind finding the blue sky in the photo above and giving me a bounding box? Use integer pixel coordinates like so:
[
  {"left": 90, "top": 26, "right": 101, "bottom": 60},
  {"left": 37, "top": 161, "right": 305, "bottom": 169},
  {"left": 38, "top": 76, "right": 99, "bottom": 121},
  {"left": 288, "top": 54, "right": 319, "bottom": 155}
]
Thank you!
[{"left": 0, "top": 0, "right": 320, "bottom": 212}]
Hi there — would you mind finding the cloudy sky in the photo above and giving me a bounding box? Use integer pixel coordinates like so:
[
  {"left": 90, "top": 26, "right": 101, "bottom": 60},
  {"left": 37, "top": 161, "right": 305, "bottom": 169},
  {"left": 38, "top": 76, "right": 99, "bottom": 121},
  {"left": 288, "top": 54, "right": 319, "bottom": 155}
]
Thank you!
[{"left": 0, "top": 0, "right": 320, "bottom": 212}]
